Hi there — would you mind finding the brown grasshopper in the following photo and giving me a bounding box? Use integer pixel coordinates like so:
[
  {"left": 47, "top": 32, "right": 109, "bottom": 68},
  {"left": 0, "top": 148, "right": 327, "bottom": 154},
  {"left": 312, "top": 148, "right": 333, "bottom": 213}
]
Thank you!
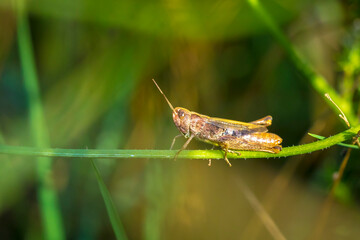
[{"left": 152, "top": 79, "right": 282, "bottom": 167}]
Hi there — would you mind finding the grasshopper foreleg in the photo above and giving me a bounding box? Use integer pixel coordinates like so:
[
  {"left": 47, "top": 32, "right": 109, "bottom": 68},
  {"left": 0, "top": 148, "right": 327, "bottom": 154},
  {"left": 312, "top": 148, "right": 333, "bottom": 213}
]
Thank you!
[
  {"left": 174, "top": 134, "right": 194, "bottom": 161},
  {"left": 170, "top": 134, "right": 183, "bottom": 150}
]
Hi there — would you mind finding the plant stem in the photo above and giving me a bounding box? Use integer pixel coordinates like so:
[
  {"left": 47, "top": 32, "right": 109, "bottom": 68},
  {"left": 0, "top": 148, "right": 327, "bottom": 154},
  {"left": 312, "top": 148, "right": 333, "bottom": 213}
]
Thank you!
[{"left": 0, "top": 125, "right": 359, "bottom": 160}]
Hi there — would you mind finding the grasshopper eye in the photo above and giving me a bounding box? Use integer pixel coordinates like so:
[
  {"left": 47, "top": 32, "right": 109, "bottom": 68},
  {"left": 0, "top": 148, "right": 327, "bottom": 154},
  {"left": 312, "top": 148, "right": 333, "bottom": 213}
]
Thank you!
[{"left": 178, "top": 110, "right": 185, "bottom": 119}]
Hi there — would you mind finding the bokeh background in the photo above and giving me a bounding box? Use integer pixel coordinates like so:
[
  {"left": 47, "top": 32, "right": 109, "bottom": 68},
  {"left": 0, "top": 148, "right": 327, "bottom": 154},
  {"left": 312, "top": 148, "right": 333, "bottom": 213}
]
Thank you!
[{"left": 1, "top": 0, "right": 360, "bottom": 239}]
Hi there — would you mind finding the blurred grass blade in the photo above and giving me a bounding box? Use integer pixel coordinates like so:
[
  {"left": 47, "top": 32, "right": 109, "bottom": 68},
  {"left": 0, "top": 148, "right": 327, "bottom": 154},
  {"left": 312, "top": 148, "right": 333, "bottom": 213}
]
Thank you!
[
  {"left": 90, "top": 159, "right": 128, "bottom": 240},
  {"left": 235, "top": 176, "right": 286, "bottom": 240},
  {"left": 308, "top": 133, "right": 360, "bottom": 149},
  {"left": 247, "top": 0, "right": 357, "bottom": 126},
  {"left": 17, "top": 2, "right": 65, "bottom": 239},
  {"left": 144, "top": 162, "right": 165, "bottom": 240}
]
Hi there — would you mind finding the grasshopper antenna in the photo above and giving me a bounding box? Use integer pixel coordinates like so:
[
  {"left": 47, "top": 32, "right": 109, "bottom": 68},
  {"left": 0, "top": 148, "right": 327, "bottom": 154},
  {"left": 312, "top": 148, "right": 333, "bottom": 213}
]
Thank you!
[{"left": 152, "top": 79, "right": 175, "bottom": 112}]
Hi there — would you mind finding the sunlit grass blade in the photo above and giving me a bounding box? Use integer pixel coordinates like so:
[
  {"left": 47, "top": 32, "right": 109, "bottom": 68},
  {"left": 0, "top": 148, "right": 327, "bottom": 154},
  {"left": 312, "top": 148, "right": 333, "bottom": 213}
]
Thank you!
[
  {"left": 308, "top": 133, "right": 360, "bottom": 149},
  {"left": 90, "top": 159, "right": 128, "bottom": 240},
  {"left": 17, "top": 3, "right": 64, "bottom": 239}
]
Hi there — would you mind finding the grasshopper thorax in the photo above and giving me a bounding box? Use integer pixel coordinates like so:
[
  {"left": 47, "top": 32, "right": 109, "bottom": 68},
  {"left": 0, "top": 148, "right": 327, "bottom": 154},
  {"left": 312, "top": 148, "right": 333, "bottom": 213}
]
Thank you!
[{"left": 173, "top": 107, "right": 191, "bottom": 137}]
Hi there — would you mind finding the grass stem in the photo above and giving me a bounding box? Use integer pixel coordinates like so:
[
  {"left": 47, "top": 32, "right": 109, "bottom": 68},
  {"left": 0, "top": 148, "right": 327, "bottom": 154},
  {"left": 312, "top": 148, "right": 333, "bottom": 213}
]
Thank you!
[{"left": 0, "top": 125, "right": 359, "bottom": 160}]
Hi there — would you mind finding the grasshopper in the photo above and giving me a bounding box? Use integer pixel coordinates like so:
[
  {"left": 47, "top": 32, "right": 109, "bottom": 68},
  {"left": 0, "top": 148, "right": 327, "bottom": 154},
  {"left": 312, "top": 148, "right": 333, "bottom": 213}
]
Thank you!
[{"left": 152, "top": 79, "right": 282, "bottom": 167}]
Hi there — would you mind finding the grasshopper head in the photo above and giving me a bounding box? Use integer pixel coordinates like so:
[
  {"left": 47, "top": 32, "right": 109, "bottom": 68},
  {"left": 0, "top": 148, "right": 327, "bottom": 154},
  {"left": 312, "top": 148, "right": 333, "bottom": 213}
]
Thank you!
[{"left": 173, "top": 107, "right": 191, "bottom": 136}]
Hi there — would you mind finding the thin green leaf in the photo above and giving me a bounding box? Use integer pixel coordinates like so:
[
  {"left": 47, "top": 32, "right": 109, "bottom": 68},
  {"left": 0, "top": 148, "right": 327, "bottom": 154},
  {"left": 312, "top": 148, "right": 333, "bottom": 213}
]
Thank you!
[
  {"left": 90, "top": 160, "right": 128, "bottom": 240},
  {"left": 308, "top": 133, "right": 359, "bottom": 150}
]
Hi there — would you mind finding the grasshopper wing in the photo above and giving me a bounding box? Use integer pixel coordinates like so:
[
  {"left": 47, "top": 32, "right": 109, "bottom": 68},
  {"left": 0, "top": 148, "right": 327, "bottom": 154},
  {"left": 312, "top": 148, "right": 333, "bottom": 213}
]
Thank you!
[{"left": 206, "top": 117, "right": 269, "bottom": 134}]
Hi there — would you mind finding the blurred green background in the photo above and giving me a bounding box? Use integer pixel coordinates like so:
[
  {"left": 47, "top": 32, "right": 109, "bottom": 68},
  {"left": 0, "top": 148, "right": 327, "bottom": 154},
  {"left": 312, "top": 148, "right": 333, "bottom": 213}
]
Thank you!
[{"left": 1, "top": 0, "right": 360, "bottom": 239}]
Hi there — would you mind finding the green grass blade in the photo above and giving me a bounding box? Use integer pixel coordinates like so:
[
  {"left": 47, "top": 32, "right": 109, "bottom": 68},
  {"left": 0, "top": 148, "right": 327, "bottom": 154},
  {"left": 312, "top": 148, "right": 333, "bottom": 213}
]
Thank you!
[
  {"left": 90, "top": 160, "right": 128, "bottom": 240},
  {"left": 17, "top": 3, "right": 65, "bottom": 239},
  {"left": 308, "top": 133, "right": 360, "bottom": 149}
]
